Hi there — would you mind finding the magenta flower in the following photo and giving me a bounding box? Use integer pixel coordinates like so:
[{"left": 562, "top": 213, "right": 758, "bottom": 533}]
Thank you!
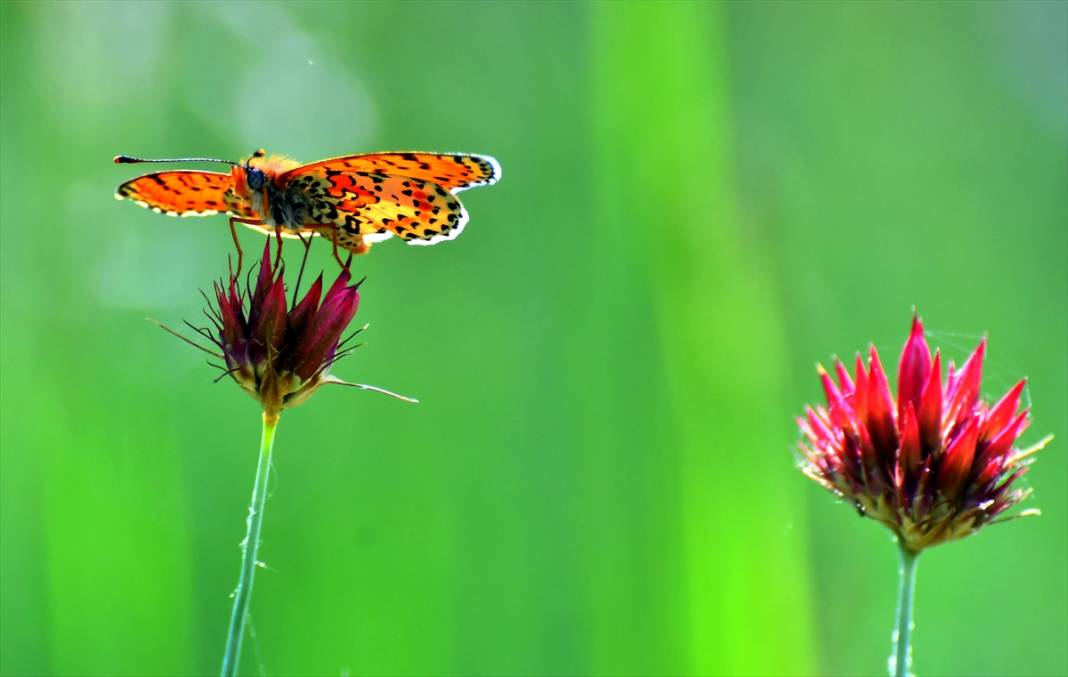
[
  {"left": 157, "top": 241, "right": 416, "bottom": 674},
  {"left": 215, "top": 243, "right": 358, "bottom": 416},
  {"left": 797, "top": 315, "right": 1049, "bottom": 553},
  {"left": 166, "top": 242, "right": 415, "bottom": 420}
]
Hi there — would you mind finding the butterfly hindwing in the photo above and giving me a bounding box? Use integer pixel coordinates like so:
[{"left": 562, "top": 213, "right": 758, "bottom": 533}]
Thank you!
[
  {"left": 115, "top": 170, "right": 254, "bottom": 217},
  {"left": 284, "top": 170, "right": 468, "bottom": 245}
]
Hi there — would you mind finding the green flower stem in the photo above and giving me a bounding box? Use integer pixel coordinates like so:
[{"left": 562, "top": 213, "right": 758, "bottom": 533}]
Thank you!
[
  {"left": 221, "top": 413, "right": 279, "bottom": 677},
  {"left": 891, "top": 542, "right": 920, "bottom": 677}
]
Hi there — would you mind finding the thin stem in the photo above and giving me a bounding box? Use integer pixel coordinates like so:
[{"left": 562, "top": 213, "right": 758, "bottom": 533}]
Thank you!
[
  {"left": 221, "top": 413, "right": 279, "bottom": 677},
  {"left": 890, "top": 541, "right": 920, "bottom": 677},
  {"left": 291, "top": 233, "right": 313, "bottom": 308}
]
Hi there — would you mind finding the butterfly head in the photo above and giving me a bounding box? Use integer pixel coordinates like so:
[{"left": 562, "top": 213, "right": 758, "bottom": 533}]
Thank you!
[
  {"left": 245, "top": 165, "right": 268, "bottom": 191},
  {"left": 234, "top": 148, "right": 300, "bottom": 192},
  {"left": 229, "top": 149, "right": 265, "bottom": 198}
]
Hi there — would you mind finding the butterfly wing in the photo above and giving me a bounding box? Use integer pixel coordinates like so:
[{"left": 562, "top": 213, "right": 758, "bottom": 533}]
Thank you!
[
  {"left": 283, "top": 169, "right": 472, "bottom": 245},
  {"left": 281, "top": 152, "right": 501, "bottom": 192},
  {"left": 115, "top": 170, "right": 254, "bottom": 217}
]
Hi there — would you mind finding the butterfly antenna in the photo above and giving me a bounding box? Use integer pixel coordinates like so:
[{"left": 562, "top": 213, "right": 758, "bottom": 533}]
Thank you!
[{"left": 114, "top": 154, "right": 238, "bottom": 167}]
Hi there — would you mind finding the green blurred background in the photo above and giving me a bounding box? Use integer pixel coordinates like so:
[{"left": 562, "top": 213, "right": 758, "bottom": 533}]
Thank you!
[{"left": 1, "top": 1, "right": 1065, "bottom": 675}]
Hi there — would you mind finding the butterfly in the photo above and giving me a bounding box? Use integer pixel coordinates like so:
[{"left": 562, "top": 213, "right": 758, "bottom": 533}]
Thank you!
[{"left": 114, "top": 149, "right": 501, "bottom": 266}]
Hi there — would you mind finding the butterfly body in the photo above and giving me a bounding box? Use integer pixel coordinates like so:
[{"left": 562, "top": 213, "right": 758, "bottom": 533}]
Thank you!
[{"left": 115, "top": 149, "right": 501, "bottom": 256}]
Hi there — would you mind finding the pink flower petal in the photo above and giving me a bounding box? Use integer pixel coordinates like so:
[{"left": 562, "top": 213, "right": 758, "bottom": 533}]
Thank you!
[
  {"left": 946, "top": 338, "right": 986, "bottom": 429},
  {"left": 918, "top": 351, "right": 943, "bottom": 454},
  {"left": 980, "top": 379, "right": 1026, "bottom": 442},
  {"left": 938, "top": 416, "right": 980, "bottom": 500},
  {"left": 897, "top": 314, "right": 932, "bottom": 424},
  {"left": 866, "top": 346, "right": 898, "bottom": 456}
]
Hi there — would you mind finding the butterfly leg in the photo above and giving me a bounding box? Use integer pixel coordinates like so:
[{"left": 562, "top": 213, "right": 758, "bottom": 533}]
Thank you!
[
  {"left": 332, "top": 235, "right": 344, "bottom": 267},
  {"left": 315, "top": 227, "right": 346, "bottom": 267},
  {"left": 291, "top": 233, "right": 314, "bottom": 307},
  {"left": 228, "top": 217, "right": 267, "bottom": 274},
  {"left": 330, "top": 228, "right": 370, "bottom": 265},
  {"left": 290, "top": 225, "right": 362, "bottom": 268},
  {"left": 272, "top": 226, "right": 285, "bottom": 274}
]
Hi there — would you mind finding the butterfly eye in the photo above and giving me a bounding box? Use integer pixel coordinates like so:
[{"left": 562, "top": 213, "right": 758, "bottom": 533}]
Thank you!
[{"left": 247, "top": 167, "right": 266, "bottom": 191}]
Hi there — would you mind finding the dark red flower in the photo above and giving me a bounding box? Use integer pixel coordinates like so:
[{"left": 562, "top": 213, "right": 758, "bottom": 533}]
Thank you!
[
  {"left": 797, "top": 315, "right": 1049, "bottom": 552},
  {"left": 167, "top": 242, "right": 415, "bottom": 419}
]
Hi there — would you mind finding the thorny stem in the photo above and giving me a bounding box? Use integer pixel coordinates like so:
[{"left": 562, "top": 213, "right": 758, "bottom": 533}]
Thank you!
[
  {"left": 221, "top": 413, "right": 279, "bottom": 677},
  {"left": 890, "top": 541, "right": 920, "bottom": 677}
]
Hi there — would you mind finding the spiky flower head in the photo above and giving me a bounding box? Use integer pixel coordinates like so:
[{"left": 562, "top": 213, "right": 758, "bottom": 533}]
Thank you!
[
  {"left": 797, "top": 315, "right": 1049, "bottom": 553},
  {"left": 164, "top": 242, "right": 415, "bottom": 420}
]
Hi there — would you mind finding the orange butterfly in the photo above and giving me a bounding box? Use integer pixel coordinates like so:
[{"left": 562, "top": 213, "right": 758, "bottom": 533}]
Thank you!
[{"left": 114, "top": 149, "right": 501, "bottom": 266}]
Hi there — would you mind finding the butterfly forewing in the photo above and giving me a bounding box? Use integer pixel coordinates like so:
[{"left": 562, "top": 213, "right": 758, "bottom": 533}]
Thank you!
[
  {"left": 115, "top": 171, "right": 254, "bottom": 217},
  {"left": 280, "top": 152, "right": 500, "bottom": 192}
]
